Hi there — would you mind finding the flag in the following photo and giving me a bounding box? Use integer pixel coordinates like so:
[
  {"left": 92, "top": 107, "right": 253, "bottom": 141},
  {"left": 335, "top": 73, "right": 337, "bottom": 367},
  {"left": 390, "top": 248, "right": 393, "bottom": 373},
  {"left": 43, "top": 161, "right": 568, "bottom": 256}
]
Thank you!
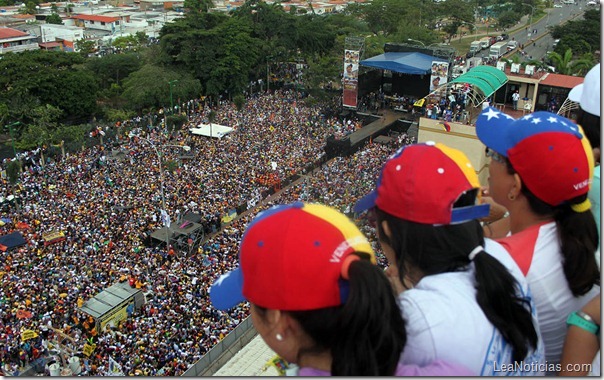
[
  {"left": 439, "top": 121, "right": 451, "bottom": 132},
  {"left": 107, "top": 356, "right": 124, "bottom": 376},
  {"left": 160, "top": 209, "right": 170, "bottom": 227},
  {"left": 413, "top": 98, "right": 426, "bottom": 107}
]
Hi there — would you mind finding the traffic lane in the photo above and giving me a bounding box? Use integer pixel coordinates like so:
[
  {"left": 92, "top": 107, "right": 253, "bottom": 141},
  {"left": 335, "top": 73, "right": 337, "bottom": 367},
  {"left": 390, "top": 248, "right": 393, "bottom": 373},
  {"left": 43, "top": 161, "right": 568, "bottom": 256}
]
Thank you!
[{"left": 509, "top": 5, "right": 579, "bottom": 47}]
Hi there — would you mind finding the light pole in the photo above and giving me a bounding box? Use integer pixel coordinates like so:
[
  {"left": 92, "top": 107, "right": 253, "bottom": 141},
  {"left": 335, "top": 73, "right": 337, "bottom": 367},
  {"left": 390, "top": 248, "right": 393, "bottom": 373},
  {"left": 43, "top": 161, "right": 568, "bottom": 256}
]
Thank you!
[
  {"left": 407, "top": 38, "right": 426, "bottom": 47},
  {"left": 129, "top": 132, "right": 190, "bottom": 255},
  {"left": 4, "top": 121, "right": 21, "bottom": 158},
  {"left": 168, "top": 80, "right": 178, "bottom": 115},
  {"left": 525, "top": 4, "right": 535, "bottom": 36},
  {"left": 266, "top": 55, "right": 274, "bottom": 92}
]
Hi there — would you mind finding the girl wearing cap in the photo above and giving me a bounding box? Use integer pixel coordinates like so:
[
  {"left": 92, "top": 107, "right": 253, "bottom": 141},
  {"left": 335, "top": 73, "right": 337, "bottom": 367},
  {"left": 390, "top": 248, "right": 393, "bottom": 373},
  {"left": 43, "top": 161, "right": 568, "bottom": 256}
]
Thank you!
[
  {"left": 210, "top": 202, "right": 472, "bottom": 376},
  {"left": 354, "top": 142, "right": 544, "bottom": 375},
  {"left": 476, "top": 108, "right": 600, "bottom": 370}
]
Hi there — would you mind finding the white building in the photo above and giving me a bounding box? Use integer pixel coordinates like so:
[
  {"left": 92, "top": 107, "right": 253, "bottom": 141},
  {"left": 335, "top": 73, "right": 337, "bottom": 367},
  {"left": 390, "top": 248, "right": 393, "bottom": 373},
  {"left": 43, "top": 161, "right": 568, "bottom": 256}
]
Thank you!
[
  {"left": 0, "top": 27, "right": 38, "bottom": 54},
  {"left": 40, "top": 24, "right": 84, "bottom": 51}
]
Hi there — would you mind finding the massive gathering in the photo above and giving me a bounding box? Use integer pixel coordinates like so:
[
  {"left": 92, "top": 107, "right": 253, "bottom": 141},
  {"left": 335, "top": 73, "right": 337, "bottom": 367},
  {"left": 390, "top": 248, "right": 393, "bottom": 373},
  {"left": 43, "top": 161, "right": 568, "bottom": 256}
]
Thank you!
[{"left": 0, "top": 0, "right": 601, "bottom": 377}]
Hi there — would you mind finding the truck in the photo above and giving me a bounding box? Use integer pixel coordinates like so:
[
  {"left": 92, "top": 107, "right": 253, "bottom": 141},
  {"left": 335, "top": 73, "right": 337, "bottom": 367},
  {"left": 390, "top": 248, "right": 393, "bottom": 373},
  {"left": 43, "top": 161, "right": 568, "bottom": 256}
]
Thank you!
[
  {"left": 469, "top": 40, "right": 482, "bottom": 55},
  {"left": 489, "top": 41, "right": 508, "bottom": 59},
  {"left": 479, "top": 36, "right": 492, "bottom": 50}
]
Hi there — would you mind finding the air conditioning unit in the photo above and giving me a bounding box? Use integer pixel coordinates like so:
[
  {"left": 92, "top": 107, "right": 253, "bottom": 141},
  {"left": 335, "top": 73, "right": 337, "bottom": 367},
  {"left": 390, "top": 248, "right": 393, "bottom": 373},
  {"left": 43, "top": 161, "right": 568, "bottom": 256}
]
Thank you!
[
  {"left": 496, "top": 61, "right": 506, "bottom": 71},
  {"left": 525, "top": 65, "right": 535, "bottom": 76},
  {"left": 511, "top": 63, "right": 520, "bottom": 73}
]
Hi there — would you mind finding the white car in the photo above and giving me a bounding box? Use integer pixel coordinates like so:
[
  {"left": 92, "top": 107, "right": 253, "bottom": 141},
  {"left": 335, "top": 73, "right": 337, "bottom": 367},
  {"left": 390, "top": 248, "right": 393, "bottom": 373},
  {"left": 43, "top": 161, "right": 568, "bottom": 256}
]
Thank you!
[
  {"left": 587, "top": 1, "right": 598, "bottom": 6},
  {"left": 553, "top": 4, "right": 563, "bottom": 7}
]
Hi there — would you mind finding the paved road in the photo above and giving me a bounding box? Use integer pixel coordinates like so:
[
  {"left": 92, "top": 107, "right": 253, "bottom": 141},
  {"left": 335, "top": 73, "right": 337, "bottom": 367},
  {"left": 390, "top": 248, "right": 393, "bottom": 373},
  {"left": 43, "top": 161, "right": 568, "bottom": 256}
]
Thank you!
[{"left": 472, "top": 1, "right": 588, "bottom": 62}]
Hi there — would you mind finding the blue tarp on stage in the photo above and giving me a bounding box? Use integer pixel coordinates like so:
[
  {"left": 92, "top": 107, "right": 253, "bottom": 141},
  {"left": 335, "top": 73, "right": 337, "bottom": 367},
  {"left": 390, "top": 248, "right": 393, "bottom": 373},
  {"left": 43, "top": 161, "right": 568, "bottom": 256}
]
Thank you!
[{"left": 360, "top": 52, "right": 447, "bottom": 75}]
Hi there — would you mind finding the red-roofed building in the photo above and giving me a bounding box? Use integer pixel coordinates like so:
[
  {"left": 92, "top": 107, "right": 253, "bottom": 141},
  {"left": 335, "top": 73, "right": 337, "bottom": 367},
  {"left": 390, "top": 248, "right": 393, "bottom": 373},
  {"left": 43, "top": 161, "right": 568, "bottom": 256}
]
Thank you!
[
  {"left": 71, "top": 14, "right": 121, "bottom": 32},
  {"left": 0, "top": 27, "right": 39, "bottom": 54},
  {"left": 534, "top": 72, "right": 585, "bottom": 113}
]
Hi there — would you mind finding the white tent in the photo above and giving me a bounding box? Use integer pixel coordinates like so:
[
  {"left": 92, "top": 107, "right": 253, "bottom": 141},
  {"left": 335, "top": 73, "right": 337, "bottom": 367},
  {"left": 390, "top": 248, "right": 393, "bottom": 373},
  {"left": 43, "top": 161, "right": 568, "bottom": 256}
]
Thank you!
[{"left": 189, "top": 123, "right": 234, "bottom": 139}]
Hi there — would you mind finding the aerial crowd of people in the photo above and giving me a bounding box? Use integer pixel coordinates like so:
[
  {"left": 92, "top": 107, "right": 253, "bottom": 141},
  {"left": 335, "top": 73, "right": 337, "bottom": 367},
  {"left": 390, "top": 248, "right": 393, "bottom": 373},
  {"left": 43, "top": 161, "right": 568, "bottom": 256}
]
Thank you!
[{"left": 0, "top": 62, "right": 601, "bottom": 377}]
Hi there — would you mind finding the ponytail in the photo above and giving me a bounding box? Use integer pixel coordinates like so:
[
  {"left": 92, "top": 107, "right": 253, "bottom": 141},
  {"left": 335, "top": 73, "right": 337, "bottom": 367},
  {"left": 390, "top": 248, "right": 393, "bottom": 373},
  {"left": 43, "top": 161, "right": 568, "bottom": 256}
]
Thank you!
[
  {"left": 376, "top": 206, "right": 539, "bottom": 363},
  {"left": 472, "top": 246, "right": 538, "bottom": 362},
  {"left": 554, "top": 195, "right": 600, "bottom": 296},
  {"left": 289, "top": 254, "right": 405, "bottom": 376}
]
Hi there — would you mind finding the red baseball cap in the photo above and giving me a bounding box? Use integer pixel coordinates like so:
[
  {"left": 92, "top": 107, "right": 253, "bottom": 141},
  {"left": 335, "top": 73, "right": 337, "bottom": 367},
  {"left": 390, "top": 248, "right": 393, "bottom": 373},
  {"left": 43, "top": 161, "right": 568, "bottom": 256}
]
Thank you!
[
  {"left": 354, "top": 142, "right": 489, "bottom": 224},
  {"left": 210, "top": 202, "right": 376, "bottom": 311},
  {"left": 476, "top": 107, "right": 594, "bottom": 206}
]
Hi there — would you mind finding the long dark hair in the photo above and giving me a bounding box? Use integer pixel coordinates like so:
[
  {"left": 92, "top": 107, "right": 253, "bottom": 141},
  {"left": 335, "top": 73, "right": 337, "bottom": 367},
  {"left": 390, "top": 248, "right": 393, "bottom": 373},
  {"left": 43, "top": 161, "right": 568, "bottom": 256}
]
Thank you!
[
  {"left": 271, "top": 252, "right": 406, "bottom": 375},
  {"left": 375, "top": 189, "right": 538, "bottom": 363},
  {"left": 504, "top": 159, "right": 600, "bottom": 296}
]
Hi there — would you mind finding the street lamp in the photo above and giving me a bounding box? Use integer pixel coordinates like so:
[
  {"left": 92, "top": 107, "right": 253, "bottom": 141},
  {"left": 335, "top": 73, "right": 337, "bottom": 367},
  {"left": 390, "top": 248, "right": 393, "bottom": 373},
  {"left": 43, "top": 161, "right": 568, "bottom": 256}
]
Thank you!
[
  {"left": 168, "top": 80, "right": 178, "bottom": 115},
  {"left": 266, "top": 55, "right": 274, "bottom": 92},
  {"left": 407, "top": 38, "right": 426, "bottom": 47},
  {"left": 128, "top": 132, "right": 190, "bottom": 254},
  {"left": 525, "top": 4, "right": 535, "bottom": 35},
  {"left": 4, "top": 121, "right": 21, "bottom": 157}
]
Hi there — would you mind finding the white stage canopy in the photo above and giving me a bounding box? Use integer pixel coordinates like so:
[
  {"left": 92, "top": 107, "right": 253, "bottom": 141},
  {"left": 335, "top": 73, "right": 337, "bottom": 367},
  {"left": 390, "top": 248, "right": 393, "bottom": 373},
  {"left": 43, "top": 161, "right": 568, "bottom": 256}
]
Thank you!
[{"left": 189, "top": 123, "right": 234, "bottom": 139}]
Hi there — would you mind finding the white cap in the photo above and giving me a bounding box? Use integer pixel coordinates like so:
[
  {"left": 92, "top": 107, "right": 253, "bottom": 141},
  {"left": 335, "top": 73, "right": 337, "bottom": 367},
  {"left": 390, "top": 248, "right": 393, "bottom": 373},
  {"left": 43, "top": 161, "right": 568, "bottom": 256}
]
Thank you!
[{"left": 568, "top": 63, "right": 600, "bottom": 117}]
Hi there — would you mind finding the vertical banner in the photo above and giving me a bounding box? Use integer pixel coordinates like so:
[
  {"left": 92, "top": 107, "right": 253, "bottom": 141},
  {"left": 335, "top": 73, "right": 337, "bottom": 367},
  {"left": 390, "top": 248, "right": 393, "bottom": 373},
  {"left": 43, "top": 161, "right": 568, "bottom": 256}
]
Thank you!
[
  {"left": 429, "top": 61, "right": 450, "bottom": 91},
  {"left": 343, "top": 49, "right": 360, "bottom": 108}
]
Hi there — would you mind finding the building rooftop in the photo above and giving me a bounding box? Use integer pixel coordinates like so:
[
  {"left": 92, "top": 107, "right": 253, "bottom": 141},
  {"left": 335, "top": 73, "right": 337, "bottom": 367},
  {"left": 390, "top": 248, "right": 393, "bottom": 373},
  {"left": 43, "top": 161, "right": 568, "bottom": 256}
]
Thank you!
[
  {"left": 71, "top": 13, "right": 120, "bottom": 22},
  {"left": 0, "top": 27, "right": 28, "bottom": 39},
  {"left": 539, "top": 73, "right": 584, "bottom": 89}
]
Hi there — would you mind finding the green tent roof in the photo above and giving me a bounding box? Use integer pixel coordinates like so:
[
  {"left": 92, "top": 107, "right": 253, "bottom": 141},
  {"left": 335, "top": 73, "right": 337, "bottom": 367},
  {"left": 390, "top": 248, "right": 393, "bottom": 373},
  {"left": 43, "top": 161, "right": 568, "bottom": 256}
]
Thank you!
[{"left": 450, "top": 65, "right": 508, "bottom": 98}]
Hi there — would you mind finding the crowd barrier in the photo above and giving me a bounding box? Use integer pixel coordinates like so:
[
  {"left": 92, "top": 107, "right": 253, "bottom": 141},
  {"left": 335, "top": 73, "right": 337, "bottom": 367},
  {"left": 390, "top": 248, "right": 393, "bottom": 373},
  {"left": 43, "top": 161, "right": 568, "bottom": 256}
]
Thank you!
[{"left": 181, "top": 317, "right": 256, "bottom": 377}]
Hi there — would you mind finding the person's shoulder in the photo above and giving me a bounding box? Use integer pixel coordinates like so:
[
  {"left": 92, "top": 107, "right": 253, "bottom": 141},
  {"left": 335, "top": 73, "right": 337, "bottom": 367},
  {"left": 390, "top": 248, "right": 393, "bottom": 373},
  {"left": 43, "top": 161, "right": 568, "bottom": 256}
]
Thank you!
[{"left": 396, "top": 360, "right": 475, "bottom": 376}]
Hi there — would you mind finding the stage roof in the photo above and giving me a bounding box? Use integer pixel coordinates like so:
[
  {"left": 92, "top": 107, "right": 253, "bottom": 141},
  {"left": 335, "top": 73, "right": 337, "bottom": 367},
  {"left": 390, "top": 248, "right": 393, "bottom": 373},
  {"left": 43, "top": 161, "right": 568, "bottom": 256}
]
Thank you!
[{"left": 360, "top": 52, "right": 447, "bottom": 75}]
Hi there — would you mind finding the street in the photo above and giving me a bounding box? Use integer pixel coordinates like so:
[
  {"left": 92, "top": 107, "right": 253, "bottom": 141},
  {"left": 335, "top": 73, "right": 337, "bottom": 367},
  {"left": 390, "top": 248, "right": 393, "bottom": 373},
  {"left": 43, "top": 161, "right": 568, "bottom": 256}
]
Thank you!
[{"left": 472, "top": 1, "right": 588, "bottom": 63}]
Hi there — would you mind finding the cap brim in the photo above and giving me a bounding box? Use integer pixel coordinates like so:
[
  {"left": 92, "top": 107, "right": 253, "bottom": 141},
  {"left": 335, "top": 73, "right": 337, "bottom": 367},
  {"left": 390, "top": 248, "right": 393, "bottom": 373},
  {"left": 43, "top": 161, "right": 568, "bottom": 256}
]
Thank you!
[
  {"left": 475, "top": 107, "right": 515, "bottom": 156},
  {"left": 450, "top": 204, "right": 490, "bottom": 224},
  {"left": 568, "top": 83, "right": 583, "bottom": 103},
  {"left": 353, "top": 190, "right": 378, "bottom": 214},
  {"left": 209, "top": 267, "right": 246, "bottom": 310}
]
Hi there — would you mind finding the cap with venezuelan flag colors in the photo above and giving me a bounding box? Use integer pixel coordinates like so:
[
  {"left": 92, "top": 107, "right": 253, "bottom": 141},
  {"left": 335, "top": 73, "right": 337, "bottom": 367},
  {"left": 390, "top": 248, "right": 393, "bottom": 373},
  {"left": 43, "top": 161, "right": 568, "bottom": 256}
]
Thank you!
[
  {"left": 210, "top": 202, "right": 375, "bottom": 311},
  {"left": 354, "top": 142, "right": 489, "bottom": 225},
  {"left": 476, "top": 107, "right": 594, "bottom": 208}
]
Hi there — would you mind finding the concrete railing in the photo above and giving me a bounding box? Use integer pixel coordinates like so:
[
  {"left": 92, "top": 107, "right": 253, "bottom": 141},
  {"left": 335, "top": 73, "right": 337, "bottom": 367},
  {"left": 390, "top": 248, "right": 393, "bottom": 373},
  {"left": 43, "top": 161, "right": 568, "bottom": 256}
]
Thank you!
[{"left": 181, "top": 317, "right": 257, "bottom": 377}]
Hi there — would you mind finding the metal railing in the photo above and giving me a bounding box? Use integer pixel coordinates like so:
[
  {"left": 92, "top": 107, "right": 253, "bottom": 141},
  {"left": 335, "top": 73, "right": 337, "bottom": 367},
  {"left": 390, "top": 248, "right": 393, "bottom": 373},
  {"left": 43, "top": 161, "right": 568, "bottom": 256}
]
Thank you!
[{"left": 181, "top": 317, "right": 257, "bottom": 377}]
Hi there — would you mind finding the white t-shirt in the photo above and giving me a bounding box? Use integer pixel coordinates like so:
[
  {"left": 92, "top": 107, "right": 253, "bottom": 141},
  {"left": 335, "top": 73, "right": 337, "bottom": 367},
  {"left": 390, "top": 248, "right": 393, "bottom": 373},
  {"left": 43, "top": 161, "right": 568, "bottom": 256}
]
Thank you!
[
  {"left": 497, "top": 221, "right": 600, "bottom": 369},
  {"left": 398, "top": 239, "right": 545, "bottom": 376},
  {"left": 512, "top": 92, "right": 520, "bottom": 101}
]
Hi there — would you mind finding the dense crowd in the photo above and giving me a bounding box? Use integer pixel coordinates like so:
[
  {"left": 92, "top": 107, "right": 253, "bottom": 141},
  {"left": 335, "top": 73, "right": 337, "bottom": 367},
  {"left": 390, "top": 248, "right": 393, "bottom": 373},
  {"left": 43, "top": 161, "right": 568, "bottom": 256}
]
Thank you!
[{"left": 0, "top": 90, "right": 399, "bottom": 376}]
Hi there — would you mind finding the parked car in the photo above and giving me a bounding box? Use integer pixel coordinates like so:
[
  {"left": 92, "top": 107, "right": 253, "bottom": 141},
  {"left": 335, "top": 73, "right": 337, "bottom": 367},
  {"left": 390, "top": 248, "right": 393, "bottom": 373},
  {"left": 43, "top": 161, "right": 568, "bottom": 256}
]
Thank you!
[{"left": 553, "top": 3, "right": 563, "bottom": 7}]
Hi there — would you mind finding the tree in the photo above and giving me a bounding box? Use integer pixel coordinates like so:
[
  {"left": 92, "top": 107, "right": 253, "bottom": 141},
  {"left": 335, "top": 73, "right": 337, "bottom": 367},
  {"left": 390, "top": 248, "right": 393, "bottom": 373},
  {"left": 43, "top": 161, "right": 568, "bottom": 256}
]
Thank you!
[
  {"left": 17, "top": 104, "right": 62, "bottom": 163},
  {"left": 184, "top": 0, "right": 213, "bottom": 12},
  {"left": 551, "top": 9, "right": 600, "bottom": 56},
  {"left": 547, "top": 48, "right": 594, "bottom": 76},
  {"left": 497, "top": 11, "right": 521, "bottom": 30},
  {"left": 45, "top": 13, "right": 63, "bottom": 24},
  {"left": 75, "top": 38, "right": 96, "bottom": 57},
  {"left": 121, "top": 65, "right": 202, "bottom": 111},
  {"left": 0, "top": 50, "right": 98, "bottom": 124}
]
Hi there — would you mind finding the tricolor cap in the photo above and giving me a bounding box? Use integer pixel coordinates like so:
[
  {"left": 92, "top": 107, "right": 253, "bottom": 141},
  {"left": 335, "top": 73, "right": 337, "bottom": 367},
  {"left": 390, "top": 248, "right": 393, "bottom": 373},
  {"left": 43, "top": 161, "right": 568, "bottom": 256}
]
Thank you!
[
  {"left": 210, "top": 202, "right": 375, "bottom": 311},
  {"left": 476, "top": 107, "right": 594, "bottom": 206},
  {"left": 568, "top": 63, "right": 600, "bottom": 117},
  {"left": 354, "top": 142, "right": 489, "bottom": 225}
]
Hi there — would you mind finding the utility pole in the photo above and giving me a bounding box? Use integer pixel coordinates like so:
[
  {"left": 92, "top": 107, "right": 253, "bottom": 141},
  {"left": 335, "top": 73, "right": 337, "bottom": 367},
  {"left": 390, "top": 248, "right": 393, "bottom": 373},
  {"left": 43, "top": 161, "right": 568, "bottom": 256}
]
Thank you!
[{"left": 5, "top": 121, "right": 21, "bottom": 158}]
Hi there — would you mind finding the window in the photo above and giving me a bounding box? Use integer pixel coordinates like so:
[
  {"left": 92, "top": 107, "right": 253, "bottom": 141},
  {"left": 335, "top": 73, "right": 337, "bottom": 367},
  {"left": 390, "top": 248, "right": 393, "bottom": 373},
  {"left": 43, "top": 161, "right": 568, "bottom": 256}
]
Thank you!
[{"left": 101, "top": 22, "right": 105, "bottom": 25}]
